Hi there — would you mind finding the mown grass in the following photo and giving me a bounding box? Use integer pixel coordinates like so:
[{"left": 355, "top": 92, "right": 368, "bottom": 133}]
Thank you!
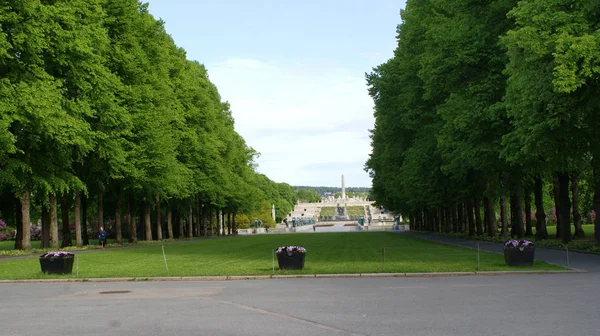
[
  {"left": 0, "top": 232, "right": 564, "bottom": 280},
  {"left": 539, "top": 224, "right": 594, "bottom": 238},
  {"left": 427, "top": 224, "right": 600, "bottom": 253},
  {"left": 319, "top": 206, "right": 365, "bottom": 217}
]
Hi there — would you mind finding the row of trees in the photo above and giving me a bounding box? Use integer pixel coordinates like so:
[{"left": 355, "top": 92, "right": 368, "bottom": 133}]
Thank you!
[
  {"left": 0, "top": 0, "right": 295, "bottom": 249},
  {"left": 365, "top": 0, "right": 600, "bottom": 244},
  {"left": 293, "top": 186, "right": 371, "bottom": 196}
]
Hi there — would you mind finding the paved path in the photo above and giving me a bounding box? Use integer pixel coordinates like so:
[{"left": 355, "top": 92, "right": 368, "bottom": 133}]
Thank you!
[
  {"left": 398, "top": 231, "right": 600, "bottom": 272},
  {"left": 1, "top": 274, "right": 599, "bottom": 336},
  {"left": 1, "top": 232, "right": 599, "bottom": 335}
]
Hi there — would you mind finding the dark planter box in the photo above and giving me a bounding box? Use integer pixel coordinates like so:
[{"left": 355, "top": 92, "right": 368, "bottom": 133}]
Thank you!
[
  {"left": 277, "top": 252, "right": 305, "bottom": 270},
  {"left": 504, "top": 247, "right": 535, "bottom": 266},
  {"left": 39, "top": 257, "right": 75, "bottom": 275}
]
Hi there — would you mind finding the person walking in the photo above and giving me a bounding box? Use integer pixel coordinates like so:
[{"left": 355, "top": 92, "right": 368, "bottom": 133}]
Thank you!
[{"left": 98, "top": 226, "right": 107, "bottom": 249}]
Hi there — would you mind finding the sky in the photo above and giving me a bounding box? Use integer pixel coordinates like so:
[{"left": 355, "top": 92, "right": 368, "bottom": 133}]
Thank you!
[{"left": 145, "top": 0, "right": 405, "bottom": 187}]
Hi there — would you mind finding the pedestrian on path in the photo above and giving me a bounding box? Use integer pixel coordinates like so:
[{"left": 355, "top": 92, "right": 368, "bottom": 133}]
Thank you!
[{"left": 98, "top": 226, "right": 107, "bottom": 249}]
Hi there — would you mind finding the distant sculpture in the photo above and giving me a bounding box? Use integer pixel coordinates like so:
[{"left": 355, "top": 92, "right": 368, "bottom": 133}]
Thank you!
[{"left": 333, "top": 203, "right": 349, "bottom": 221}]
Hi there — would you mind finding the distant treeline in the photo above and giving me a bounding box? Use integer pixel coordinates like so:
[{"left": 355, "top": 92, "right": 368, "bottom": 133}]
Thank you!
[{"left": 293, "top": 186, "right": 371, "bottom": 195}]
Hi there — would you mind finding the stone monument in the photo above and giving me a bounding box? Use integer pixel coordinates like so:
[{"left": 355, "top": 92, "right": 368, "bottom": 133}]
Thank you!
[{"left": 333, "top": 203, "right": 349, "bottom": 220}]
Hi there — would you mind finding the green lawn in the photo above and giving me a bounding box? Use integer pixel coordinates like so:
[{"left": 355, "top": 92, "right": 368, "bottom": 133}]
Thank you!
[
  {"left": 0, "top": 232, "right": 564, "bottom": 280},
  {"left": 537, "top": 224, "right": 594, "bottom": 238},
  {"left": 320, "top": 206, "right": 364, "bottom": 218},
  {"left": 0, "top": 241, "right": 14, "bottom": 251}
]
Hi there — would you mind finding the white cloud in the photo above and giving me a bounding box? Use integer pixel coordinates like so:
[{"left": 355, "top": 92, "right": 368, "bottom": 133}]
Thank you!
[{"left": 206, "top": 58, "right": 374, "bottom": 187}]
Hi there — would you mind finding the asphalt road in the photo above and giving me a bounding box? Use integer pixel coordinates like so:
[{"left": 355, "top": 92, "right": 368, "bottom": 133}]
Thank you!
[{"left": 1, "top": 272, "right": 599, "bottom": 336}]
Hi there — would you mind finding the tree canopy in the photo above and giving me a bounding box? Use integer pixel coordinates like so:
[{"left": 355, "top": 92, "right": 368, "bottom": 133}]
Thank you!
[
  {"left": 0, "top": 0, "right": 294, "bottom": 249},
  {"left": 366, "top": 0, "right": 600, "bottom": 243}
]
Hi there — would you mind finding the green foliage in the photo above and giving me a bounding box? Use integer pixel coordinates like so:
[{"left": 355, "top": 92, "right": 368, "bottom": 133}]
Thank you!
[
  {"left": 366, "top": 0, "right": 600, "bottom": 243},
  {"left": 294, "top": 189, "right": 321, "bottom": 203},
  {"left": 0, "top": 0, "right": 292, "bottom": 249}
]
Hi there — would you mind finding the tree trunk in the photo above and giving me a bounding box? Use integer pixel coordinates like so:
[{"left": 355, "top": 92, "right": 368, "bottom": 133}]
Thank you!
[
  {"left": 155, "top": 195, "right": 162, "bottom": 240},
  {"left": 594, "top": 181, "right": 600, "bottom": 244},
  {"left": 500, "top": 196, "right": 508, "bottom": 237},
  {"left": 209, "top": 207, "right": 214, "bottom": 236},
  {"left": 534, "top": 177, "right": 548, "bottom": 240},
  {"left": 128, "top": 193, "right": 137, "bottom": 244},
  {"left": 484, "top": 197, "right": 495, "bottom": 237},
  {"left": 144, "top": 199, "right": 152, "bottom": 241},
  {"left": 447, "top": 207, "right": 453, "bottom": 233},
  {"left": 218, "top": 209, "right": 223, "bottom": 236},
  {"left": 202, "top": 205, "right": 207, "bottom": 237},
  {"left": 178, "top": 211, "right": 184, "bottom": 238},
  {"left": 466, "top": 199, "right": 475, "bottom": 236},
  {"left": 74, "top": 191, "right": 82, "bottom": 247},
  {"left": 450, "top": 205, "right": 457, "bottom": 233},
  {"left": 524, "top": 191, "right": 533, "bottom": 237},
  {"left": 227, "top": 212, "right": 232, "bottom": 235},
  {"left": 571, "top": 174, "right": 584, "bottom": 238},
  {"left": 509, "top": 194, "right": 516, "bottom": 237},
  {"left": 138, "top": 200, "right": 144, "bottom": 241},
  {"left": 474, "top": 197, "right": 482, "bottom": 235},
  {"left": 413, "top": 211, "right": 419, "bottom": 231},
  {"left": 41, "top": 203, "right": 49, "bottom": 249},
  {"left": 512, "top": 193, "right": 524, "bottom": 238},
  {"left": 233, "top": 212, "right": 237, "bottom": 235},
  {"left": 458, "top": 203, "right": 465, "bottom": 233},
  {"left": 14, "top": 197, "right": 22, "bottom": 250},
  {"left": 20, "top": 190, "right": 31, "bottom": 250},
  {"left": 557, "top": 172, "right": 572, "bottom": 244},
  {"left": 115, "top": 192, "right": 123, "bottom": 245},
  {"left": 188, "top": 206, "right": 193, "bottom": 238},
  {"left": 195, "top": 199, "right": 201, "bottom": 237},
  {"left": 167, "top": 204, "right": 173, "bottom": 239},
  {"left": 49, "top": 194, "right": 59, "bottom": 249},
  {"left": 426, "top": 209, "right": 433, "bottom": 231},
  {"left": 553, "top": 175, "right": 561, "bottom": 238},
  {"left": 82, "top": 193, "right": 89, "bottom": 245},
  {"left": 61, "top": 194, "right": 72, "bottom": 248},
  {"left": 441, "top": 209, "right": 445, "bottom": 232},
  {"left": 97, "top": 182, "right": 104, "bottom": 233}
]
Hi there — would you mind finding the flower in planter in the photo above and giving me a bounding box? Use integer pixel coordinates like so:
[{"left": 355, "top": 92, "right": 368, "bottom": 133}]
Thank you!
[
  {"left": 40, "top": 251, "right": 75, "bottom": 259},
  {"left": 504, "top": 240, "right": 534, "bottom": 248},
  {"left": 275, "top": 246, "right": 306, "bottom": 256}
]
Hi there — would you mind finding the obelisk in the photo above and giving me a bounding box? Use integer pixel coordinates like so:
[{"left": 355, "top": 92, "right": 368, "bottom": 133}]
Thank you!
[{"left": 341, "top": 174, "right": 346, "bottom": 199}]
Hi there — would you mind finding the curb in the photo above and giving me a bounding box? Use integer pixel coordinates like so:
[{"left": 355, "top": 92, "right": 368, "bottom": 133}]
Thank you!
[{"left": 0, "top": 269, "right": 587, "bottom": 284}]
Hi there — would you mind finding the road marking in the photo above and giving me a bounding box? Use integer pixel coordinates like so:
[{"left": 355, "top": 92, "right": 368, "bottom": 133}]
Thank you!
[
  {"left": 48, "top": 287, "right": 224, "bottom": 300},
  {"left": 210, "top": 297, "right": 366, "bottom": 336}
]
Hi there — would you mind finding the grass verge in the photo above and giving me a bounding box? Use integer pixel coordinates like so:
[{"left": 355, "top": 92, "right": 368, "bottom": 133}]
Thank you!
[
  {"left": 422, "top": 224, "right": 600, "bottom": 253},
  {"left": 0, "top": 232, "right": 565, "bottom": 280}
]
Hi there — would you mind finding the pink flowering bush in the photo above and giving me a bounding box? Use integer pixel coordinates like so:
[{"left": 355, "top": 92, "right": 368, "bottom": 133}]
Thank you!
[
  {"left": 504, "top": 240, "right": 534, "bottom": 248},
  {"left": 275, "top": 246, "right": 306, "bottom": 256},
  {"left": 0, "top": 218, "right": 10, "bottom": 241},
  {"left": 40, "top": 251, "right": 75, "bottom": 259},
  {"left": 30, "top": 225, "right": 42, "bottom": 240}
]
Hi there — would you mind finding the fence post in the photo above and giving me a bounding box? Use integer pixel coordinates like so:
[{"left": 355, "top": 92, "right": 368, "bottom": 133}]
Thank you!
[{"left": 162, "top": 245, "right": 170, "bottom": 276}]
